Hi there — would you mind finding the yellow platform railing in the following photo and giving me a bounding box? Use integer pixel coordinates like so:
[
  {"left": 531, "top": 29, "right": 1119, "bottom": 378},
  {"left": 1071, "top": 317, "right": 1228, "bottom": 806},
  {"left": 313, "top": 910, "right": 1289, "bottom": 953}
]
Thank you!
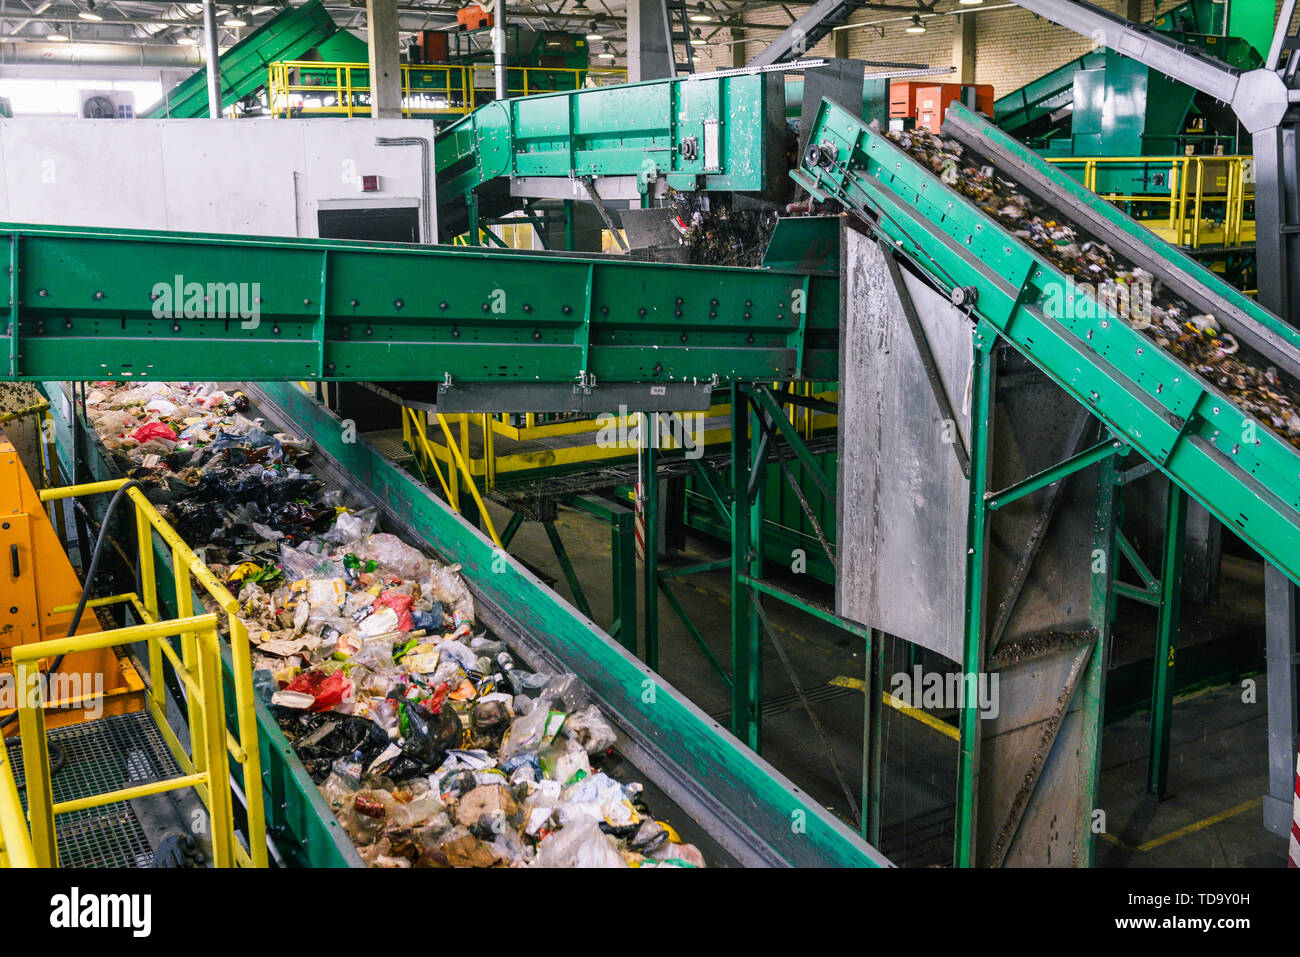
[
  {"left": 1046, "top": 154, "right": 1254, "bottom": 250},
  {"left": 267, "top": 60, "right": 627, "bottom": 118},
  {"left": 10, "top": 478, "right": 267, "bottom": 868},
  {"left": 399, "top": 386, "right": 839, "bottom": 504},
  {"left": 0, "top": 743, "right": 34, "bottom": 867}
]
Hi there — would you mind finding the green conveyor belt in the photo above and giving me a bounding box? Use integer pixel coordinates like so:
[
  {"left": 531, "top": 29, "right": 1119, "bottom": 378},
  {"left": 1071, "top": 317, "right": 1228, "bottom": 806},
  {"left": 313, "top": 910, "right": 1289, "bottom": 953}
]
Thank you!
[
  {"left": 140, "top": 0, "right": 346, "bottom": 119},
  {"left": 794, "top": 96, "right": 1300, "bottom": 588}
]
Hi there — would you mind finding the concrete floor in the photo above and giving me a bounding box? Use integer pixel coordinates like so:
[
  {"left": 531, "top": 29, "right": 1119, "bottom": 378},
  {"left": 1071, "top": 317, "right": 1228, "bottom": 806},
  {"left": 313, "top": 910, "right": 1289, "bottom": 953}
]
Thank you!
[{"left": 487, "top": 498, "right": 1292, "bottom": 868}]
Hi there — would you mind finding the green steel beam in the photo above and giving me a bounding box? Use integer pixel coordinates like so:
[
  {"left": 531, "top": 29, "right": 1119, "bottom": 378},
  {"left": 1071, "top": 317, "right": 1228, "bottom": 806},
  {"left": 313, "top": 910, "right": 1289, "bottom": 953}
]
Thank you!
[
  {"left": 542, "top": 520, "right": 594, "bottom": 621},
  {"left": 0, "top": 222, "right": 837, "bottom": 385},
  {"left": 794, "top": 97, "right": 1300, "bottom": 590},
  {"left": 141, "top": 0, "right": 343, "bottom": 118},
  {"left": 640, "top": 414, "right": 660, "bottom": 671},
  {"left": 1146, "top": 483, "right": 1188, "bottom": 800},
  {"left": 985, "top": 435, "right": 1128, "bottom": 511},
  {"left": 562, "top": 493, "right": 637, "bottom": 656}
]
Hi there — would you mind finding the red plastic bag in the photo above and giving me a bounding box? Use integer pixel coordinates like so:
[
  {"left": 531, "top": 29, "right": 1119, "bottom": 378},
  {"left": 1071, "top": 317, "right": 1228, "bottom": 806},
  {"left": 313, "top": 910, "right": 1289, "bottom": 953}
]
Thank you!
[
  {"left": 374, "top": 590, "right": 414, "bottom": 632},
  {"left": 285, "top": 670, "right": 352, "bottom": 712},
  {"left": 131, "top": 422, "right": 178, "bottom": 443}
]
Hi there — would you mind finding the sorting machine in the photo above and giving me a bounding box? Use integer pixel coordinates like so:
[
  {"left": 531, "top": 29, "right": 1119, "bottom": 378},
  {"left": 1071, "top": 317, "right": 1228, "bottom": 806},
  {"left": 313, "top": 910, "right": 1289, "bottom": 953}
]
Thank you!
[{"left": 2, "top": 86, "right": 1299, "bottom": 863}]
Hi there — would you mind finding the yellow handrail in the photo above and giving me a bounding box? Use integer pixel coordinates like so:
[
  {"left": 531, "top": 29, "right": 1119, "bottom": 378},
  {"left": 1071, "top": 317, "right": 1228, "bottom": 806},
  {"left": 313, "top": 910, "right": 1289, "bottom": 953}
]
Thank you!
[
  {"left": 267, "top": 59, "right": 627, "bottom": 118},
  {"left": 29, "top": 479, "right": 266, "bottom": 868},
  {"left": 1046, "top": 154, "right": 1253, "bottom": 251},
  {"left": 0, "top": 744, "right": 35, "bottom": 868},
  {"left": 11, "top": 614, "right": 231, "bottom": 868}
]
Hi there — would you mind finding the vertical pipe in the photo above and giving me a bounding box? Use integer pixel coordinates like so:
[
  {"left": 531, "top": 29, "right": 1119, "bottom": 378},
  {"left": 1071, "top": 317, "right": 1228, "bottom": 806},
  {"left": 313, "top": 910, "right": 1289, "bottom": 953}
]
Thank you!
[
  {"left": 1146, "top": 482, "right": 1187, "bottom": 799},
  {"left": 202, "top": 0, "right": 222, "bottom": 118},
  {"left": 494, "top": 0, "right": 507, "bottom": 100}
]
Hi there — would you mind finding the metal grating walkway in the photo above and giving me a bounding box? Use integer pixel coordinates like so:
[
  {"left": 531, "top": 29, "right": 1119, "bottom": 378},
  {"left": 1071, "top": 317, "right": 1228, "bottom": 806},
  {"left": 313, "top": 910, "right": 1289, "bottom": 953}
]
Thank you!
[{"left": 5, "top": 712, "right": 182, "bottom": 867}]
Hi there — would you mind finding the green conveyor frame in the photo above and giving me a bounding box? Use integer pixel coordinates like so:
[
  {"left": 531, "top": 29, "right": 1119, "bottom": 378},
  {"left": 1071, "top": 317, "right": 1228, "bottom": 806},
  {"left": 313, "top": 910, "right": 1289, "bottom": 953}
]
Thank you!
[
  {"left": 0, "top": 224, "right": 836, "bottom": 385},
  {"left": 794, "top": 97, "right": 1300, "bottom": 588},
  {"left": 434, "top": 71, "right": 787, "bottom": 236},
  {"left": 140, "top": 0, "right": 346, "bottom": 119}
]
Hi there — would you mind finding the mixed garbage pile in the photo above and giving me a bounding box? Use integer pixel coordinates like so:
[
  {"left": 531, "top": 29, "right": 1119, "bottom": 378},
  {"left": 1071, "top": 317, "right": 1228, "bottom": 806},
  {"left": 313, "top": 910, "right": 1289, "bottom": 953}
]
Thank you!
[
  {"left": 668, "top": 189, "right": 777, "bottom": 268},
  {"left": 83, "top": 381, "right": 707, "bottom": 868},
  {"left": 885, "top": 124, "right": 1300, "bottom": 451}
]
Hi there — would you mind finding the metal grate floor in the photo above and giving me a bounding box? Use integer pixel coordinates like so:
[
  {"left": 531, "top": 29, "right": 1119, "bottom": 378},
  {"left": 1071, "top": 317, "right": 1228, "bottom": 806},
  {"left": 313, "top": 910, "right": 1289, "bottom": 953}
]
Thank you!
[{"left": 6, "top": 712, "right": 182, "bottom": 867}]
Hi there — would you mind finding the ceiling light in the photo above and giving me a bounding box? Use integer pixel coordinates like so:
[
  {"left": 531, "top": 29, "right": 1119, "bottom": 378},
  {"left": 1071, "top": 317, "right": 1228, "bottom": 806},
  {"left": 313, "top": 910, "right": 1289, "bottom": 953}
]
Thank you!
[
  {"left": 79, "top": 0, "right": 102, "bottom": 21},
  {"left": 690, "top": 28, "right": 706, "bottom": 46},
  {"left": 959, "top": 0, "right": 984, "bottom": 5},
  {"left": 177, "top": 34, "right": 196, "bottom": 45},
  {"left": 226, "top": 11, "right": 248, "bottom": 27},
  {"left": 689, "top": 2, "right": 711, "bottom": 22},
  {"left": 596, "top": 44, "right": 615, "bottom": 60},
  {"left": 905, "top": 14, "right": 926, "bottom": 33},
  {"left": 47, "top": 24, "right": 68, "bottom": 41},
  {"left": 585, "top": 21, "right": 602, "bottom": 40}
]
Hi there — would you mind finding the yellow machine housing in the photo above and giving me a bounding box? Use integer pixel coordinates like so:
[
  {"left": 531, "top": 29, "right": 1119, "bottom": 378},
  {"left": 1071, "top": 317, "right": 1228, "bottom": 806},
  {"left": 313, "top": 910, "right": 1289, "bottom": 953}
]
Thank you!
[{"left": 0, "top": 434, "right": 145, "bottom": 734}]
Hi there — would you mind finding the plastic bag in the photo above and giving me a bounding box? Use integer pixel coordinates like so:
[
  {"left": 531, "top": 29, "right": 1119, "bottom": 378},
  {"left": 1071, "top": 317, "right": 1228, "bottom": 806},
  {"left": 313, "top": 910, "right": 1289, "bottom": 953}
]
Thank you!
[
  {"left": 533, "top": 816, "right": 627, "bottom": 868},
  {"left": 565, "top": 704, "right": 617, "bottom": 755},
  {"left": 323, "top": 507, "right": 379, "bottom": 546},
  {"left": 356, "top": 533, "right": 431, "bottom": 581}
]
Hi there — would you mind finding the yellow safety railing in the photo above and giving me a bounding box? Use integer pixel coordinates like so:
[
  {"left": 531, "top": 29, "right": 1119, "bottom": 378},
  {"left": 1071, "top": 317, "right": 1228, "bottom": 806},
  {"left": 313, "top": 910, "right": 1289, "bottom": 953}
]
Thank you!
[
  {"left": 402, "top": 407, "right": 504, "bottom": 548},
  {"left": 399, "top": 390, "right": 839, "bottom": 498},
  {"left": 0, "top": 743, "right": 34, "bottom": 867},
  {"left": 267, "top": 60, "right": 627, "bottom": 118},
  {"left": 26, "top": 479, "right": 266, "bottom": 868},
  {"left": 1046, "top": 155, "right": 1254, "bottom": 250}
]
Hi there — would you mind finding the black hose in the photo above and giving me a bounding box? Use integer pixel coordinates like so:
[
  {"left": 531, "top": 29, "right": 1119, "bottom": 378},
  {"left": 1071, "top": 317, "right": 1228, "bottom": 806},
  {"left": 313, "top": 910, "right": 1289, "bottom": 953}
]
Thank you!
[{"left": 2, "top": 482, "right": 143, "bottom": 745}]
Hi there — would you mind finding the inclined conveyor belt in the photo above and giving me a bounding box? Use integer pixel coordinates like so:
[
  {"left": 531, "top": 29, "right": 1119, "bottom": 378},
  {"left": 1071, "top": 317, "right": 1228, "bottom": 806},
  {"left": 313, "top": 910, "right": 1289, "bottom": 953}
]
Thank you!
[{"left": 793, "top": 97, "right": 1300, "bottom": 586}]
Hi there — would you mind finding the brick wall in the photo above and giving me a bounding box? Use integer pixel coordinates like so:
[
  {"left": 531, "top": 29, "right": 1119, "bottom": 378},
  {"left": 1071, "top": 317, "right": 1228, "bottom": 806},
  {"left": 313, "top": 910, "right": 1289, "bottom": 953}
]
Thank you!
[{"left": 689, "top": 0, "right": 1289, "bottom": 101}]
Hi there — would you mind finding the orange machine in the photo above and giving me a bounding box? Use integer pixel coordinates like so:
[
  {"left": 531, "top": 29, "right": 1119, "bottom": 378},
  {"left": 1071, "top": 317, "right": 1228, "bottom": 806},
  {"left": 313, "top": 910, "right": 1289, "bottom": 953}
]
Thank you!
[
  {"left": 890, "top": 81, "right": 995, "bottom": 134},
  {"left": 457, "top": 4, "right": 493, "bottom": 31},
  {"left": 0, "top": 435, "right": 144, "bottom": 735}
]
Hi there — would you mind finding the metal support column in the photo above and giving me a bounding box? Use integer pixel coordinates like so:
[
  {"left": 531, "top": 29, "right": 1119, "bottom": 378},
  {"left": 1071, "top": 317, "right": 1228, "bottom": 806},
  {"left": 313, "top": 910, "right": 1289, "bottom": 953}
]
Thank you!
[
  {"left": 1080, "top": 453, "right": 1120, "bottom": 863},
  {"left": 640, "top": 412, "right": 660, "bottom": 671},
  {"left": 1264, "top": 563, "right": 1300, "bottom": 834},
  {"left": 730, "top": 383, "right": 759, "bottom": 749},
  {"left": 1146, "top": 483, "right": 1187, "bottom": 799},
  {"left": 955, "top": 326, "right": 996, "bottom": 869},
  {"left": 365, "top": 0, "right": 402, "bottom": 119},
  {"left": 202, "top": 0, "right": 222, "bottom": 118},
  {"left": 861, "top": 628, "right": 883, "bottom": 845},
  {"left": 493, "top": 0, "right": 507, "bottom": 101}
]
